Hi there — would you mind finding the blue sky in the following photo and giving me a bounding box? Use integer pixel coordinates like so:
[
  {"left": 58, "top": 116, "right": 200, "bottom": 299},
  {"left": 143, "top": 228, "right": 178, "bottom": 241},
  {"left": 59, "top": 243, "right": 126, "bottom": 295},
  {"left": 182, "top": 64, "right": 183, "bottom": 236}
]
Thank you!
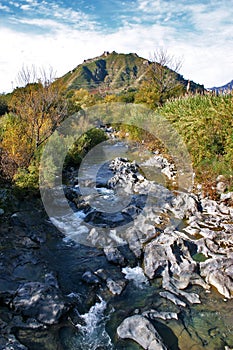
[{"left": 0, "top": 0, "right": 233, "bottom": 92}]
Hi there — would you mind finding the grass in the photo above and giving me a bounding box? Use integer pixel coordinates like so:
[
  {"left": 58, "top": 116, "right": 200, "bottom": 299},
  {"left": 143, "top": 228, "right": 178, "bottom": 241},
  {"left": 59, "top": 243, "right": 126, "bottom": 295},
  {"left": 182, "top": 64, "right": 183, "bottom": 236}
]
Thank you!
[
  {"left": 155, "top": 93, "right": 233, "bottom": 192},
  {"left": 118, "top": 93, "right": 233, "bottom": 195}
]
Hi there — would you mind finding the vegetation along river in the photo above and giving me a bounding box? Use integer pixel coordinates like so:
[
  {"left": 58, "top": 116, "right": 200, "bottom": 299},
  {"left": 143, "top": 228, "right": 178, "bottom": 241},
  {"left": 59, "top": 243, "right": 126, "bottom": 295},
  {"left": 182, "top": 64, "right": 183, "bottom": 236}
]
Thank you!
[{"left": 0, "top": 138, "right": 233, "bottom": 350}]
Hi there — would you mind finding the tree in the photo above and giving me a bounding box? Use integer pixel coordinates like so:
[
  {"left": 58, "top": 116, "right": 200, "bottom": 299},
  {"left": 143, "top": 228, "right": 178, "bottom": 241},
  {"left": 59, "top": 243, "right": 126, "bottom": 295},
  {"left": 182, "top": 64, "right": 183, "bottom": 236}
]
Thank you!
[
  {"left": 0, "top": 66, "right": 68, "bottom": 180},
  {"left": 136, "top": 48, "right": 184, "bottom": 107},
  {"left": 68, "top": 88, "right": 97, "bottom": 110},
  {"left": 9, "top": 66, "right": 68, "bottom": 159}
]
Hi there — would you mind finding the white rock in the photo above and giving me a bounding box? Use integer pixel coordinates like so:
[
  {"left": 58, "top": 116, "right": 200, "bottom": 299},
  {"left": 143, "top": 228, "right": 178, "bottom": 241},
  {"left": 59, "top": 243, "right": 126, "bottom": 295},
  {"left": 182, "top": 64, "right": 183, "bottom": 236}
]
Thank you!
[
  {"left": 142, "top": 309, "right": 178, "bottom": 320},
  {"left": 117, "top": 315, "right": 167, "bottom": 350},
  {"left": 106, "top": 278, "right": 126, "bottom": 295},
  {"left": 216, "top": 181, "right": 227, "bottom": 194},
  {"left": 159, "top": 291, "right": 186, "bottom": 307}
]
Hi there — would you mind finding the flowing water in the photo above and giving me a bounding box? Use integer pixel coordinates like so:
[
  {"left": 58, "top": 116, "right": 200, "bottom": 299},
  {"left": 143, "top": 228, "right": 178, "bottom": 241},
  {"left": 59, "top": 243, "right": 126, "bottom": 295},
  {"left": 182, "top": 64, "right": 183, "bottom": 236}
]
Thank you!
[
  {"left": 48, "top": 142, "right": 233, "bottom": 350},
  {"left": 63, "top": 296, "right": 113, "bottom": 350}
]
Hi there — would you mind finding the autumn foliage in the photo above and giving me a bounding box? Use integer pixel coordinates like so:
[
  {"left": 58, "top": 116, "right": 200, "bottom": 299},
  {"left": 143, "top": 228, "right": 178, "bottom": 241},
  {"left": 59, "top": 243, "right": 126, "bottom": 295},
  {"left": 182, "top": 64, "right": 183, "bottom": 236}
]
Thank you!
[{"left": 0, "top": 71, "right": 68, "bottom": 182}]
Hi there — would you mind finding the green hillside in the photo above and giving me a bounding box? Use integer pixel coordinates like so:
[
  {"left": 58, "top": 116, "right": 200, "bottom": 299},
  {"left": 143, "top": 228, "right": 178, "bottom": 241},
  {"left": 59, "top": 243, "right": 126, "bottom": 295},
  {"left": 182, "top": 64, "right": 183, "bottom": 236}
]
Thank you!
[{"left": 61, "top": 51, "right": 203, "bottom": 94}]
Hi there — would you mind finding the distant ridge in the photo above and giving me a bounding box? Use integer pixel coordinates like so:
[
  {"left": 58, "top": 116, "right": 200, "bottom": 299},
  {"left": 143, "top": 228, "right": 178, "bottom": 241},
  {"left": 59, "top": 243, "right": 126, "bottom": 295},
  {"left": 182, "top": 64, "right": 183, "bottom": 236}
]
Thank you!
[
  {"left": 60, "top": 51, "right": 204, "bottom": 94},
  {"left": 208, "top": 80, "right": 233, "bottom": 93}
]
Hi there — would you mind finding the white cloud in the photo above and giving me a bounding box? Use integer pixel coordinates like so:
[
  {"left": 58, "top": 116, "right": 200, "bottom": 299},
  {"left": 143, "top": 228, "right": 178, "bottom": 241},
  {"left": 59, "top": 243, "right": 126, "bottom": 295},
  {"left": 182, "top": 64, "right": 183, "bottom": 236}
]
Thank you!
[
  {"left": 0, "top": 3, "right": 10, "bottom": 11},
  {"left": 9, "top": 1, "right": 21, "bottom": 7},
  {"left": 0, "top": 0, "right": 233, "bottom": 92},
  {"left": 7, "top": 0, "right": 97, "bottom": 30},
  {"left": 20, "top": 4, "right": 32, "bottom": 10},
  {"left": 13, "top": 17, "right": 67, "bottom": 31}
]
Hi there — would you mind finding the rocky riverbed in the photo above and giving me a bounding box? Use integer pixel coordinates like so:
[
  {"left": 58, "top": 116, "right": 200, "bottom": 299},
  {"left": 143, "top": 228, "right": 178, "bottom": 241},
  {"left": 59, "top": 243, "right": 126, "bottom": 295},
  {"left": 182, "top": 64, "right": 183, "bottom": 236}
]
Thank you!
[{"left": 0, "top": 140, "right": 233, "bottom": 349}]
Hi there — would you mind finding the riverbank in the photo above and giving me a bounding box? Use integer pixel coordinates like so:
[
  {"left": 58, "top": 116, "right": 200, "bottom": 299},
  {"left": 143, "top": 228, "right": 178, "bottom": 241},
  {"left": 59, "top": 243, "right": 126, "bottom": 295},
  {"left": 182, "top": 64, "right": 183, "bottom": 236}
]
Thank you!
[{"left": 0, "top": 138, "right": 233, "bottom": 349}]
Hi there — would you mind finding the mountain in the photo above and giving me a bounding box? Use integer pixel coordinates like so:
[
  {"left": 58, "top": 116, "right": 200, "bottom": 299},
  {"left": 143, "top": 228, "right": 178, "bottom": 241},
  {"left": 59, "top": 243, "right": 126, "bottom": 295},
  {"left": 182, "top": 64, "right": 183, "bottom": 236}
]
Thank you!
[
  {"left": 208, "top": 80, "right": 233, "bottom": 94},
  {"left": 60, "top": 51, "right": 204, "bottom": 94}
]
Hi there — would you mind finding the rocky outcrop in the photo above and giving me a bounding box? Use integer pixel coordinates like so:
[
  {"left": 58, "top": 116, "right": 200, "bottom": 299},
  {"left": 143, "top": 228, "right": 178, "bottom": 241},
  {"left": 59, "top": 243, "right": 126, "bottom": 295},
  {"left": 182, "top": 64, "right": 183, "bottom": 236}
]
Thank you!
[
  {"left": 0, "top": 204, "right": 73, "bottom": 349},
  {"left": 143, "top": 230, "right": 203, "bottom": 304},
  {"left": 141, "top": 154, "right": 177, "bottom": 180},
  {"left": 67, "top": 156, "right": 233, "bottom": 302}
]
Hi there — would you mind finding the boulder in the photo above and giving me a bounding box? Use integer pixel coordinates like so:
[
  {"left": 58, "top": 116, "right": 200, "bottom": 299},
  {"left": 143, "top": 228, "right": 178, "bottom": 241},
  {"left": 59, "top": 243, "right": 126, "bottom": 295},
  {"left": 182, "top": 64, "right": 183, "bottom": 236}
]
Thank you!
[
  {"left": 117, "top": 315, "right": 167, "bottom": 350},
  {"left": 161, "top": 265, "right": 200, "bottom": 304},
  {"left": 216, "top": 181, "right": 227, "bottom": 194},
  {"left": 122, "top": 266, "right": 149, "bottom": 289},
  {"left": 143, "top": 236, "right": 176, "bottom": 279},
  {"left": 12, "top": 278, "right": 67, "bottom": 325},
  {"left": 141, "top": 154, "right": 177, "bottom": 180}
]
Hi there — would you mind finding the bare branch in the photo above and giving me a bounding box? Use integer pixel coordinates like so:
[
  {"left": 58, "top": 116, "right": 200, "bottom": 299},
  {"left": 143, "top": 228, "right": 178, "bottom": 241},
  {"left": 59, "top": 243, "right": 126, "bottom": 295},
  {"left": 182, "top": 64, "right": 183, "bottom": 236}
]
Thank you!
[
  {"left": 17, "top": 65, "right": 57, "bottom": 87},
  {"left": 135, "top": 48, "right": 185, "bottom": 107},
  {"left": 17, "top": 65, "right": 37, "bottom": 86},
  {"left": 150, "top": 48, "right": 183, "bottom": 72}
]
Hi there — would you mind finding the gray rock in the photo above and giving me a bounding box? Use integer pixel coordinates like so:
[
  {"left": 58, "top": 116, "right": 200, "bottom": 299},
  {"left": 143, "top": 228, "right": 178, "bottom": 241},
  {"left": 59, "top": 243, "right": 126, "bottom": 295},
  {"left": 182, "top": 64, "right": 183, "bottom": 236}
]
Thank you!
[
  {"left": 161, "top": 265, "right": 200, "bottom": 304},
  {"left": 124, "top": 226, "right": 142, "bottom": 257},
  {"left": 165, "top": 192, "right": 201, "bottom": 219},
  {"left": 12, "top": 280, "right": 67, "bottom": 325},
  {"left": 82, "top": 271, "right": 101, "bottom": 285},
  {"left": 142, "top": 155, "right": 177, "bottom": 180},
  {"left": 142, "top": 309, "right": 178, "bottom": 320},
  {"left": 104, "top": 246, "right": 126, "bottom": 266},
  {"left": 94, "top": 268, "right": 108, "bottom": 281},
  {"left": 159, "top": 291, "right": 186, "bottom": 307},
  {"left": 220, "top": 191, "right": 233, "bottom": 203},
  {"left": 144, "top": 240, "right": 174, "bottom": 279},
  {"left": 106, "top": 278, "right": 126, "bottom": 295},
  {"left": 122, "top": 266, "right": 149, "bottom": 289},
  {"left": 200, "top": 257, "right": 233, "bottom": 299},
  {"left": 216, "top": 175, "right": 226, "bottom": 182},
  {"left": 109, "top": 157, "right": 138, "bottom": 174},
  {"left": 117, "top": 315, "right": 167, "bottom": 350}
]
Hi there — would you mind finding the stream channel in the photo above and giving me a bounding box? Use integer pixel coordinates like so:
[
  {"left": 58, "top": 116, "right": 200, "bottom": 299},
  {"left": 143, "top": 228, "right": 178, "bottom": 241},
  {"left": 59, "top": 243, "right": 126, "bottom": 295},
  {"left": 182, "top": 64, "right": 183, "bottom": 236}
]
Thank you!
[
  {"left": 3, "top": 137, "right": 233, "bottom": 350},
  {"left": 50, "top": 138, "right": 233, "bottom": 350}
]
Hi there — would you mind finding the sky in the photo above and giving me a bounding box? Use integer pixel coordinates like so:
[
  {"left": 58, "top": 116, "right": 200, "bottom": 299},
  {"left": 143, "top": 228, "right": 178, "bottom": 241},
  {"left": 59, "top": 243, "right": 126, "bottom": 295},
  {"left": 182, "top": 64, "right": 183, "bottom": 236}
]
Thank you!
[{"left": 0, "top": 0, "right": 233, "bottom": 93}]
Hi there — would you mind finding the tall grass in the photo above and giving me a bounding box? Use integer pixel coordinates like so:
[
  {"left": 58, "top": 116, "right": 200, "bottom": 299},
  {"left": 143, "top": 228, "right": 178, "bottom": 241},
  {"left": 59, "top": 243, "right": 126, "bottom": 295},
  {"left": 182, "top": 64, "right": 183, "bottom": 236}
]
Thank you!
[{"left": 157, "top": 93, "right": 233, "bottom": 189}]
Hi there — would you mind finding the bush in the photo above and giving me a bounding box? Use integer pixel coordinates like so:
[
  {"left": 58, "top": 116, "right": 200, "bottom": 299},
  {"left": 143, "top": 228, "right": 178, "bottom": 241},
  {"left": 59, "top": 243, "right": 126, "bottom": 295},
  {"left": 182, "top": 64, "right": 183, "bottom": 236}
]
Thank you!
[
  {"left": 65, "top": 128, "right": 108, "bottom": 167},
  {"left": 13, "top": 164, "right": 39, "bottom": 194}
]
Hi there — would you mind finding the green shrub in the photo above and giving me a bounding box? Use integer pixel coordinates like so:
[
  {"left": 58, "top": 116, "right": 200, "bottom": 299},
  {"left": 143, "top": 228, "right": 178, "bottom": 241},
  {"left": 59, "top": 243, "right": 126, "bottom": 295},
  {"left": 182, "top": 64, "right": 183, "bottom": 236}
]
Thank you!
[
  {"left": 13, "top": 164, "right": 39, "bottom": 193},
  {"left": 65, "top": 128, "right": 108, "bottom": 167}
]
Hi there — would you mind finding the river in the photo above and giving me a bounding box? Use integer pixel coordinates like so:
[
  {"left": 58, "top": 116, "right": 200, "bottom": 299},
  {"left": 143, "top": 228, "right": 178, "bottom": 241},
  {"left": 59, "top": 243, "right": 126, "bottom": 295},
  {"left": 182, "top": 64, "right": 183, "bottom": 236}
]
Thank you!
[
  {"left": 47, "top": 139, "right": 233, "bottom": 350},
  {"left": 2, "top": 138, "right": 232, "bottom": 350}
]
